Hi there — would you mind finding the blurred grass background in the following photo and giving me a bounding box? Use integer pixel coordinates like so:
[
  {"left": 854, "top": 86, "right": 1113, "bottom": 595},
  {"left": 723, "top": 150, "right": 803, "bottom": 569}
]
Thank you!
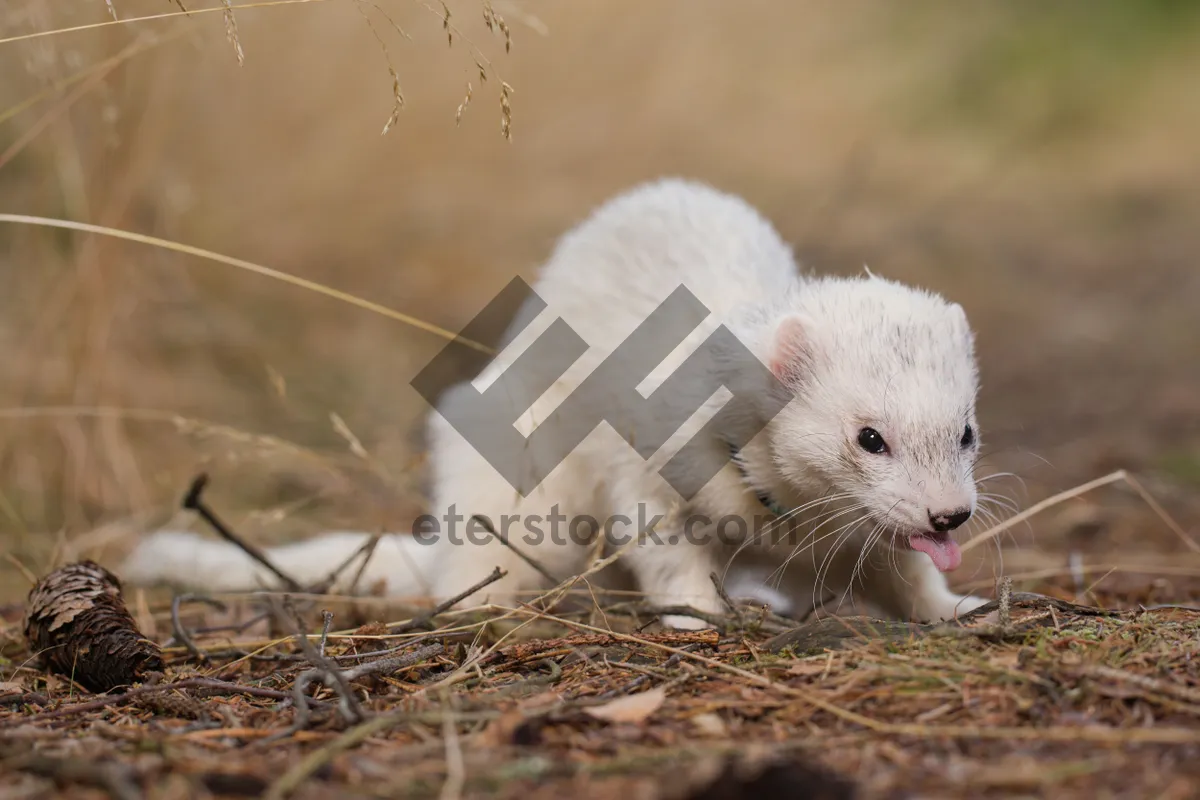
[{"left": 0, "top": 0, "right": 1198, "bottom": 600}]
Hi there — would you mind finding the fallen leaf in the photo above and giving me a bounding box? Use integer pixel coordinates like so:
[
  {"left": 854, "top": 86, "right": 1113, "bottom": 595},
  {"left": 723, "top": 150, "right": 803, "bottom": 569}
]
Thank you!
[
  {"left": 690, "top": 712, "right": 728, "bottom": 737},
  {"left": 583, "top": 686, "right": 667, "bottom": 724}
]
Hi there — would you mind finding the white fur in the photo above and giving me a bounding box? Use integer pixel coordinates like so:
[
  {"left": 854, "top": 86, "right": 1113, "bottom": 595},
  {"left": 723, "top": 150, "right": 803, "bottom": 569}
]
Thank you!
[{"left": 121, "top": 179, "right": 987, "bottom": 627}]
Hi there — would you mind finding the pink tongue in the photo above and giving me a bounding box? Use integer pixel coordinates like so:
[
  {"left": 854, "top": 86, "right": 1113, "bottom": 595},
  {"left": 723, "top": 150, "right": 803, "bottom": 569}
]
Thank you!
[{"left": 908, "top": 534, "right": 962, "bottom": 572}]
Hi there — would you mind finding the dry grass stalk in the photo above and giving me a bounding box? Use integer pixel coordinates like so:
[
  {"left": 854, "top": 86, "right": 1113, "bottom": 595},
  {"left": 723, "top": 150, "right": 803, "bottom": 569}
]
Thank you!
[
  {"left": 219, "top": 0, "right": 245, "bottom": 65},
  {"left": 0, "top": 214, "right": 496, "bottom": 354}
]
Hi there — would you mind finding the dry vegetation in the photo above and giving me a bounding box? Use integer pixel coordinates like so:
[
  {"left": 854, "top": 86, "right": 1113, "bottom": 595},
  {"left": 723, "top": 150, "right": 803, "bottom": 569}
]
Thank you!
[
  {"left": 1, "top": 0, "right": 1200, "bottom": 797},
  {"left": 3, "top": 566, "right": 1200, "bottom": 798}
]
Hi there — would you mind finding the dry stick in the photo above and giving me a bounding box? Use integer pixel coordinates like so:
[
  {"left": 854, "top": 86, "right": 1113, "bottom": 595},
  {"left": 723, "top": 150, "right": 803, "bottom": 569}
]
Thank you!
[
  {"left": 183, "top": 474, "right": 303, "bottom": 592},
  {"left": 388, "top": 567, "right": 507, "bottom": 633},
  {"left": 470, "top": 515, "right": 560, "bottom": 585},
  {"left": 170, "top": 594, "right": 228, "bottom": 662},
  {"left": 962, "top": 469, "right": 1199, "bottom": 554},
  {"left": 318, "top": 611, "right": 335, "bottom": 658},
  {"left": 341, "top": 643, "right": 444, "bottom": 682},
  {"left": 304, "top": 534, "right": 384, "bottom": 597},
  {"left": 186, "top": 609, "right": 273, "bottom": 646},
  {"left": 270, "top": 600, "right": 365, "bottom": 730},
  {"left": 332, "top": 633, "right": 439, "bottom": 663},
  {"left": 1121, "top": 471, "right": 1200, "bottom": 552},
  {"left": 313, "top": 533, "right": 382, "bottom": 595},
  {"left": 173, "top": 502, "right": 380, "bottom": 664},
  {"left": 502, "top": 606, "right": 1200, "bottom": 745},
  {"left": 1140, "top": 603, "right": 1200, "bottom": 613},
  {"left": 709, "top": 572, "right": 744, "bottom": 625},
  {"left": 960, "top": 471, "right": 1127, "bottom": 554},
  {"left": 281, "top": 622, "right": 444, "bottom": 718},
  {"left": 344, "top": 533, "right": 383, "bottom": 594}
]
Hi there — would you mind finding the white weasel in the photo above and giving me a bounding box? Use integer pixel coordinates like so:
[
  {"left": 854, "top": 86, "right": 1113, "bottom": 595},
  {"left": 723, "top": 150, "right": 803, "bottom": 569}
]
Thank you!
[{"left": 121, "top": 179, "right": 988, "bottom": 627}]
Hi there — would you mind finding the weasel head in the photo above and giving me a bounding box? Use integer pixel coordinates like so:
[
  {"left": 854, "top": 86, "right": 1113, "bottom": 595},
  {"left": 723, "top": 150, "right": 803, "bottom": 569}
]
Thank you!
[{"left": 764, "top": 276, "right": 980, "bottom": 572}]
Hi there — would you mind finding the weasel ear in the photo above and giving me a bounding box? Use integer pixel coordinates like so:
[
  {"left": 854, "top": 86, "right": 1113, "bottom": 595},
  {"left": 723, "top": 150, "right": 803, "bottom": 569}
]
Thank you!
[
  {"left": 947, "top": 302, "right": 974, "bottom": 342},
  {"left": 949, "top": 302, "right": 967, "bottom": 326},
  {"left": 769, "top": 314, "right": 811, "bottom": 386}
]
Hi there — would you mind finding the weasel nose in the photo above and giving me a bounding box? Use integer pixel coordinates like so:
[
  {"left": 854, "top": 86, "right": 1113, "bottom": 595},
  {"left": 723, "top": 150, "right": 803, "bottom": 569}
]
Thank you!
[{"left": 929, "top": 508, "right": 971, "bottom": 532}]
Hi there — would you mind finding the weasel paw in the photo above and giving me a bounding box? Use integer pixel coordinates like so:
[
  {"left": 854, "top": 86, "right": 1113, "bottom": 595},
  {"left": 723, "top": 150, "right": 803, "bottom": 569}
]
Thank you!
[
  {"left": 921, "top": 594, "right": 990, "bottom": 623},
  {"left": 660, "top": 614, "right": 714, "bottom": 631},
  {"left": 954, "top": 595, "right": 991, "bottom": 617}
]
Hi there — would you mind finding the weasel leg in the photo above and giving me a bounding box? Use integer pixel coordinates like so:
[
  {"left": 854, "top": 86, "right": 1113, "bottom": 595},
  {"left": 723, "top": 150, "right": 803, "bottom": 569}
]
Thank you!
[
  {"left": 616, "top": 511, "right": 724, "bottom": 629},
  {"left": 862, "top": 547, "right": 987, "bottom": 623}
]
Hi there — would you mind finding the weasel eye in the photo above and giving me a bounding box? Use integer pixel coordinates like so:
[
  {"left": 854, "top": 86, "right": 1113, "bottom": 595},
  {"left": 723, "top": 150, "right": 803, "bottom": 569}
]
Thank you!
[
  {"left": 960, "top": 425, "right": 975, "bottom": 449},
  {"left": 857, "top": 427, "right": 888, "bottom": 455}
]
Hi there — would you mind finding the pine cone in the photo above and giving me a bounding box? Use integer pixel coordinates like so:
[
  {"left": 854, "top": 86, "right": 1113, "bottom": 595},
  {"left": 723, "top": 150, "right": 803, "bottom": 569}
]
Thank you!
[{"left": 23, "top": 561, "right": 163, "bottom": 693}]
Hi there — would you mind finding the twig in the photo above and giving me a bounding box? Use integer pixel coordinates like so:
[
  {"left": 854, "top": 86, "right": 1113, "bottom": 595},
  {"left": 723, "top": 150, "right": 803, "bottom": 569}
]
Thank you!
[
  {"left": 388, "top": 567, "right": 507, "bottom": 633},
  {"left": 314, "top": 533, "right": 382, "bottom": 595},
  {"left": 182, "top": 474, "right": 303, "bottom": 591},
  {"left": 471, "top": 515, "right": 559, "bottom": 585},
  {"left": 710, "top": 572, "right": 745, "bottom": 625},
  {"left": 346, "top": 532, "right": 383, "bottom": 594},
  {"left": 963, "top": 469, "right": 1199, "bottom": 554},
  {"left": 948, "top": 591, "right": 1117, "bottom": 625},
  {"left": 962, "top": 471, "right": 1127, "bottom": 553},
  {"left": 1121, "top": 471, "right": 1200, "bottom": 552},
  {"left": 342, "top": 643, "right": 444, "bottom": 682},
  {"left": 268, "top": 599, "right": 365, "bottom": 733},
  {"left": 264, "top": 606, "right": 442, "bottom": 741},
  {"left": 318, "top": 610, "right": 334, "bottom": 658},
  {"left": 171, "top": 593, "right": 228, "bottom": 663},
  {"left": 332, "top": 633, "right": 437, "bottom": 662},
  {"left": 189, "top": 610, "right": 270, "bottom": 638}
]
